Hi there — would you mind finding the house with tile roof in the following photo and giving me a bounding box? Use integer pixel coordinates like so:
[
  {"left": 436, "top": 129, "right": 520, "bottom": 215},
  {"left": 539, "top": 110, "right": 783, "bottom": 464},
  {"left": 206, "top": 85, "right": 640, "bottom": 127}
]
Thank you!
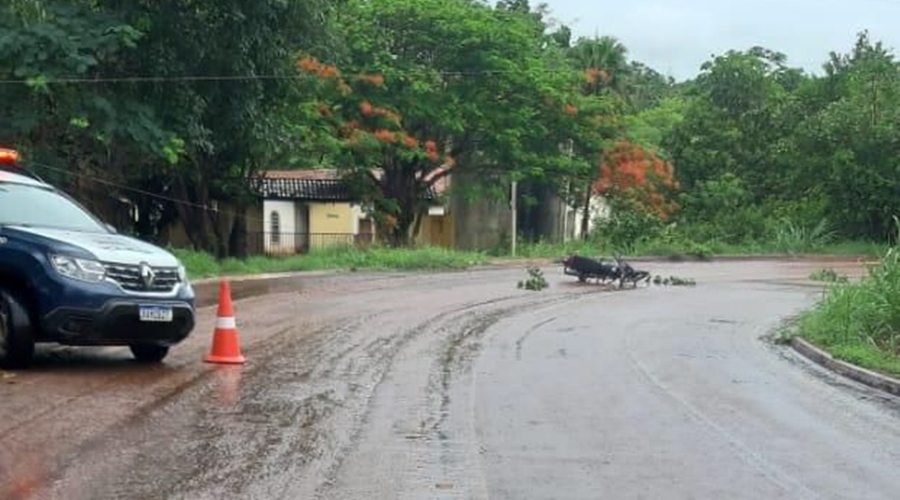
[{"left": 246, "top": 169, "right": 451, "bottom": 255}]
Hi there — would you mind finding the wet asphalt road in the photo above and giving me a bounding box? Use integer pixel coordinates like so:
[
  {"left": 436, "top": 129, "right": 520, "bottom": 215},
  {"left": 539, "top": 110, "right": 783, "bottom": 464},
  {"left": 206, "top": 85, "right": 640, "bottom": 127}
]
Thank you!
[{"left": 2, "top": 259, "right": 899, "bottom": 500}]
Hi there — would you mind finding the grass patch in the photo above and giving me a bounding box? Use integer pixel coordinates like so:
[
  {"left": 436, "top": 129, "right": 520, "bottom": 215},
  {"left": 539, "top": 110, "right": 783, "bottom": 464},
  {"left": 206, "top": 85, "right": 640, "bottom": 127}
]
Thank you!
[
  {"left": 787, "top": 246, "right": 900, "bottom": 378},
  {"left": 809, "top": 268, "right": 849, "bottom": 283},
  {"left": 172, "top": 245, "right": 489, "bottom": 280}
]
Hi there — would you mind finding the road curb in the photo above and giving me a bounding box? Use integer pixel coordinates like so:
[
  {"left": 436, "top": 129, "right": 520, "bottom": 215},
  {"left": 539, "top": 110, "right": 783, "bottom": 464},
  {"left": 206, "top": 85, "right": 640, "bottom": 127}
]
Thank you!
[{"left": 791, "top": 337, "right": 900, "bottom": 397}]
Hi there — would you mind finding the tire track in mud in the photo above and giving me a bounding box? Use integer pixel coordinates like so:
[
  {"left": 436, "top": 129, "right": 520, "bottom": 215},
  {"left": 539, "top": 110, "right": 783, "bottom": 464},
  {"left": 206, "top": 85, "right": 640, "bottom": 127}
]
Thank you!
[
  {"left": 318, "top": 288, "right": 603, "bottom": 500},
  {"left": 29, "top": 314, "right": 373, "bottom": 500},
  {"left": 2, "top": 271, "right": 509, "bottom": 500},
  {"left": 0, "top": 270, "right": 465, "bottom": 434},
  {"left": 31, "top": 272, "right": 558, "bottom": 500},
  {"left": 11, "top": 268, "right": 615, "bottom": 500},
  {"left": 158, "top": 294, "right": 538, "bottom": 500}
]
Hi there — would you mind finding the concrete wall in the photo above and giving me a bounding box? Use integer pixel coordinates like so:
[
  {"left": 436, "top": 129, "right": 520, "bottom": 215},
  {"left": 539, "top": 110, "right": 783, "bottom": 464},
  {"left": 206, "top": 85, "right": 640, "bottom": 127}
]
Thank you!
[
  {"left": 450, "top": 171, "right": 512, "bottom": 251},
  {"left": 416, "top": 212, "right": 455, "bottom": 248},
  {"left": 308, "top": 202, "right": 355, "bottom": 249},
  {"left": 246, "top": 204, "right": 263, "bottom": 234},
  {"left": 309, "top": 202, "right": 353, "bottom": 233}
]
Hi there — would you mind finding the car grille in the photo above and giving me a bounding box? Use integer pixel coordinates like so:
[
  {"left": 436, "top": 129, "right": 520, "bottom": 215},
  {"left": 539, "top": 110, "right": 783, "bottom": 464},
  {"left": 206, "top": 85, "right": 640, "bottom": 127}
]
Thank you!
[{"left": 104, "top": 263, "right": 180, "bottom": 293}]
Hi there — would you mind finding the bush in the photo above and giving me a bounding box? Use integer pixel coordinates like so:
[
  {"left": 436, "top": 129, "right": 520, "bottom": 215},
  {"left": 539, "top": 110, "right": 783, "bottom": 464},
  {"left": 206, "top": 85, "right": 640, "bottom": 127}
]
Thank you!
[
  {"left": 593, "top": 197, "right": 666, "bottom": 250},
  {"left": 769, "top": 217, "right": 835, "bottom": 255},
  {"left": 676, "top": 173, "right": 768, "bottom": 244},
  {"left": 796, "top": 244, "right": 900, "bottom": 376}
]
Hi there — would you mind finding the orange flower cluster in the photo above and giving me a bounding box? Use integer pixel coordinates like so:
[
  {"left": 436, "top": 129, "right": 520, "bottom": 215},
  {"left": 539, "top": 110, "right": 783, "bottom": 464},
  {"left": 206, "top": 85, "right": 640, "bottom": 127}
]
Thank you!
[
  {"left": 594, "top": 141, "right": 678, "bottom": 218},
  {"left": 373, "top": 129, "right": 397, "bottom": 143},
  {"left": 373, "top": 107, "right": 401, "bottom": 125},
  {"left": 424, "top": 140, "right": 440, "bottom": 161},
  {"left": 299, "top": 57, "right": 341, "bottom": 80},
  {"left": 402, "top": 134, "right": 418, "bottom": 149},
  {"left": 358, "top": 101, "right": 401, "bottom": 125},
  {"left": 357, "top": 74, "right": 386, "bottom": 86},
  {"left": 584, "top": 67, "right": 610, "bottom": 84}
]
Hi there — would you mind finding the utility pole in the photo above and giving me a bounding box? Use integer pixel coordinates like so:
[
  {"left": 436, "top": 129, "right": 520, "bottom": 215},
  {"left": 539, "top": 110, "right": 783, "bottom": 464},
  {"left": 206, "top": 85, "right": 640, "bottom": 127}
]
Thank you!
[
  {"left": 563, "top": 139, "right": 574, "bottom": 243},
  {"left": 510, "top": 179, "right": 517, "bottom": 257}
]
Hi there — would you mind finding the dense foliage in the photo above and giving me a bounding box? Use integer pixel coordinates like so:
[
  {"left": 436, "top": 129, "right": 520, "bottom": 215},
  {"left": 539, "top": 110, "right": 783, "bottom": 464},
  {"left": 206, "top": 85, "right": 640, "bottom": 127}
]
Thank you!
[{"left": 1, "top": 1, "right": 899, "bottom": 253}]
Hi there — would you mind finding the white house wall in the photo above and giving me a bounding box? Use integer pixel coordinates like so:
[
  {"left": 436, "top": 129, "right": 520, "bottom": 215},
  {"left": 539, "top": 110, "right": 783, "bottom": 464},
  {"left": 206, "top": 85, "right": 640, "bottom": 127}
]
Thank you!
[
  {"left": 572, "top": 196, "right": 611, "bottom": 239},
  {"left": 263, "top": 200, "right": 297, "bottom": 254}
]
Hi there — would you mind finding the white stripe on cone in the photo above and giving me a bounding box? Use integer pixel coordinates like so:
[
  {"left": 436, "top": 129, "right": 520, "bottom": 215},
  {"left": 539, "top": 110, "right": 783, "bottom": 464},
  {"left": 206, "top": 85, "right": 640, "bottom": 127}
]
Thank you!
[{"left": 216, "top": 317, "right": 236, "bottom": 329}]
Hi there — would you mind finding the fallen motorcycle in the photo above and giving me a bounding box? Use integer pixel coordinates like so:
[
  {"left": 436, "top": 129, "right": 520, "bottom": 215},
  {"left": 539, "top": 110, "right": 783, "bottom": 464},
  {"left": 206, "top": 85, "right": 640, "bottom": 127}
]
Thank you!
[
  {"left": 613, "top": 256, "right": 652, "bottom": 288},
  {"left": 562, "top": 254, "right": 651, "bottom": 289}
]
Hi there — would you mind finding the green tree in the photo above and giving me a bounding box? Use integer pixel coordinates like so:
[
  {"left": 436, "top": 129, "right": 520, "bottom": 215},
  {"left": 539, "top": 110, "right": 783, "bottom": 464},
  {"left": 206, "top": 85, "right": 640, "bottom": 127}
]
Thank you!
[
  {"left": 0, "top": 1, "right": 180, "bottom": 229},
  {"left": 665, "top": 47, "right": 801, "bottom": 199},
  {"left": 791, "top": 31, "right": 900, "bottom": 239},
  {"left": 299, "top": 0, "right": 582, "bottom": 246},
  {"left": 0, "top": 0, "right": 340, "bottom": 256}
]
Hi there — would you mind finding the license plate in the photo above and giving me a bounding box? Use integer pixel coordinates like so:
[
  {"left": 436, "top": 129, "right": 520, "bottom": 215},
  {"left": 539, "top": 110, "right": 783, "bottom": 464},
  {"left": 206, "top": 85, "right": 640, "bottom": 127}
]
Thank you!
[{"left": 139, "top": 305, "right": 173, "bottom": 323}]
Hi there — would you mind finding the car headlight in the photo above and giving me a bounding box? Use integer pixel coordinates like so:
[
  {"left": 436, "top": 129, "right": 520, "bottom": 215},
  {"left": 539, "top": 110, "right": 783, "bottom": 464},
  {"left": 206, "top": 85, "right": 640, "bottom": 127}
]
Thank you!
[
  {"left": 177, "top": 265, "right": 187, "bottom": 282},
  {"left": 50, "top": 255, "right": 106, "bottom": 283}
]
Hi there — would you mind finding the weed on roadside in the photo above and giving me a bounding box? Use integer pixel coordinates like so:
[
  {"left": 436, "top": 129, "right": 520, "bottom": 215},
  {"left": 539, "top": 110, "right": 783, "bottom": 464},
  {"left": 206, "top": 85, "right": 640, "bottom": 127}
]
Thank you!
[
  {"left": 809, "top": 268, "right": 849, "bottom": 283},
  {"left": 518, "top": 267, "right": 549, "bottom": 291},
  {"left": 652, "top": 275, "right": 697, "bottom": 286}
]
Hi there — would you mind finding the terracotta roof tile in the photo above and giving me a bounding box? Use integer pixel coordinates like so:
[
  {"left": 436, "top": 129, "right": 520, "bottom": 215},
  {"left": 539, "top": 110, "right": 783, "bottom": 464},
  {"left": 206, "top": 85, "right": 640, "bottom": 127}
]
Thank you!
[
  {"left": 252, "top": 178, "right": 351, "bottom": 201},
  {"left": 262, "top": 169, "right": 340, "bottom": 180},
  {"left": 252, "top": 169, "right": 440, "bottom": 201}
]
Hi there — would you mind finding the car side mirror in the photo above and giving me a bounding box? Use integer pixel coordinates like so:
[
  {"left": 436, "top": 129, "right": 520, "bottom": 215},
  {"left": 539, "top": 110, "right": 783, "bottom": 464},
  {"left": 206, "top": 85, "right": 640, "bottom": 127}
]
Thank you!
[{"left": 105, "top": 223, "right": 118, "bottom": 234}]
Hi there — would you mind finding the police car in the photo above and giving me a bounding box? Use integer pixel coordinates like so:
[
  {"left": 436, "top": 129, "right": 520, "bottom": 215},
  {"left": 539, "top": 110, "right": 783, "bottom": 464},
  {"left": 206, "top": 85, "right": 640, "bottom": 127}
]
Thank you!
[{"left": 0, "top": 148, "right": 195, "bottom": 367}]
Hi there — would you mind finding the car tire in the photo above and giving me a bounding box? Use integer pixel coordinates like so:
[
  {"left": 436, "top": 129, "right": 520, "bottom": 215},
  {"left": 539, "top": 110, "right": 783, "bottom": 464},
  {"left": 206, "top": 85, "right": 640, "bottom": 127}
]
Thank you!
[
  {"left": 0, "top": 287, "right": 36, "bottom": 369},
  {"left": 129, "top": 344, "right": 170, "bottom": 363}
]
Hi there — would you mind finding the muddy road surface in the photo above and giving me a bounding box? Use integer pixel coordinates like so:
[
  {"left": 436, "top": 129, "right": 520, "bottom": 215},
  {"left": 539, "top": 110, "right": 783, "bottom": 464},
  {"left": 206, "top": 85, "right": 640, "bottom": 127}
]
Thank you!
[{"left": 2, "top": 258, "right": 899, "bottom": 500}]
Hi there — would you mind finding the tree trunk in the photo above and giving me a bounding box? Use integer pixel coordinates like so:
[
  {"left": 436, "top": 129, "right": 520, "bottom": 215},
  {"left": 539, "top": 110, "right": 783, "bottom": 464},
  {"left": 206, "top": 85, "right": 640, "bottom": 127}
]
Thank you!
[
  {"left": 580, "top": 180, "right": 592, "bottom": 240},
  {"left": 385, "top": 208, "right": 418, "bottom": 247},
  {"left": 172, "top": 174, "right": 219, "bottom": 255},
  {"left": 228, "top": 213, "right": 248, "bottom": 258}
]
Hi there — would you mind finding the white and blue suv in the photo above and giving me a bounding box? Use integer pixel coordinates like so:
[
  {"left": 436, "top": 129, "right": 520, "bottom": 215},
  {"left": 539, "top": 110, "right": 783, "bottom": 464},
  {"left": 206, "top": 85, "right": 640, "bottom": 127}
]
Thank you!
[{"left": 0, "top": 149, "right": 196, "bottom": 367}]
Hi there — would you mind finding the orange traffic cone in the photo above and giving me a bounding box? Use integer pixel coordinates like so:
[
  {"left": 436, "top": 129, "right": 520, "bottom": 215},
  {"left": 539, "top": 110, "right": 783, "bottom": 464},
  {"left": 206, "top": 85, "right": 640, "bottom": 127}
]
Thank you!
[{"left": 204, "top": 279, "right": 246, "bottom": 364}]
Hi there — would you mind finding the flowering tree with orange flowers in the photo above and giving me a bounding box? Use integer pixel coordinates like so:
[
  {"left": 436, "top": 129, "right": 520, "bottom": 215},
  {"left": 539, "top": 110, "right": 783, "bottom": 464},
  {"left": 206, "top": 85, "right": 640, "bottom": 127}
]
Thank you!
[
  {"left": 297, "top": 56, "right": 456, "bottom": 245},
  {"left": 293, "top": 0, "right": 589, "bottom": 246},
  {"left": 594, "top": 140, "right": 679, "bottom": 219}
]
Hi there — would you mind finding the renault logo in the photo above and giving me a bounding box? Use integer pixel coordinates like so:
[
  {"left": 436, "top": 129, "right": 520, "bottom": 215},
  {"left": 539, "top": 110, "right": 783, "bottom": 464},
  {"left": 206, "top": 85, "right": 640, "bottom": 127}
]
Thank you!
[{"left": 139, "top": 263, "right": 156, "bottom": 289}]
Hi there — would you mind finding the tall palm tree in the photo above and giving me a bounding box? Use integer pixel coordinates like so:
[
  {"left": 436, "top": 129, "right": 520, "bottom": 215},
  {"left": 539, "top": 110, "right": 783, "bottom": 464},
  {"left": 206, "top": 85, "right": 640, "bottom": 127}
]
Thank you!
[
  {"left": 569, "top": 35, "right": 630, "bottom": 97},
  {"left": 567, "top": 35, "right": 630, "bottom": 239}
]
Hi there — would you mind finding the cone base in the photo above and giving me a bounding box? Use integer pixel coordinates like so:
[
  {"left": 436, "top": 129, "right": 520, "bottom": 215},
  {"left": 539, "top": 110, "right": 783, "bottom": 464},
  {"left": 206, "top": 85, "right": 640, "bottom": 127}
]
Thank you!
[{"left": 204, "top": 353, "right": 246, "bottom": 364}]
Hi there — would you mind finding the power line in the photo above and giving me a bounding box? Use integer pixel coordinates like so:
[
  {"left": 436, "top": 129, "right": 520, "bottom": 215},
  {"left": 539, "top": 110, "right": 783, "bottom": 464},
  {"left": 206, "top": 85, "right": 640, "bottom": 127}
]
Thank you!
[
  {"left": 25, "top": 159, "right": 264, "bottom": 224},
  {"left": 0, "top": 67, "right": 585, "bottom": 86}
]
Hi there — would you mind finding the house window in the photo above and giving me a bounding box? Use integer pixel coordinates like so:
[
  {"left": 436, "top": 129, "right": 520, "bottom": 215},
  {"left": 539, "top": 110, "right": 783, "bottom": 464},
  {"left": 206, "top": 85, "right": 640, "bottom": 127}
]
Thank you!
[{"left": 270, "top": 211, "right": 281, "bottom": 245}]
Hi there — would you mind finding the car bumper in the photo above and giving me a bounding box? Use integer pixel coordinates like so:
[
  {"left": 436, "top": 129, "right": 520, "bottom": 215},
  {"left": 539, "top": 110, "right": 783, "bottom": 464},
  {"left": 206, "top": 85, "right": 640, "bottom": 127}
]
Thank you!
[{"left": 42, "top": 300, "right": 195, "bottom": 346}]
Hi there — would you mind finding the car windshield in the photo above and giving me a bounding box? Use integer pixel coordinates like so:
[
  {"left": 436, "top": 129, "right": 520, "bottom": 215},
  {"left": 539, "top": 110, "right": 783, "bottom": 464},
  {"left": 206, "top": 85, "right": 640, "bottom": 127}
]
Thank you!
[{"left": 0, "top": 182, "right": 107, "bottom": 232}]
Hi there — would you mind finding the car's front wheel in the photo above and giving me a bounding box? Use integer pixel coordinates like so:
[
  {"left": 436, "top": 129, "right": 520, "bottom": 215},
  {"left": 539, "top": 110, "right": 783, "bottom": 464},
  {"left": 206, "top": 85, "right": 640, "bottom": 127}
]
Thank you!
[
  {"left": 129, "top": 344, "right": 170, "bottom": 363},
  {"left": 0, "top": 287, "right": 36, "bottom": 369}
]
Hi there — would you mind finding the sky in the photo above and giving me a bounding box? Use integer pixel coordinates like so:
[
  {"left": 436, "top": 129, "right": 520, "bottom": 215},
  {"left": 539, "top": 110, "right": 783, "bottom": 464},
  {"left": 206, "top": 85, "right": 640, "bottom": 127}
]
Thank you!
[{"left": 541, "top": 0, "right": 900, "bottom": 81}]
